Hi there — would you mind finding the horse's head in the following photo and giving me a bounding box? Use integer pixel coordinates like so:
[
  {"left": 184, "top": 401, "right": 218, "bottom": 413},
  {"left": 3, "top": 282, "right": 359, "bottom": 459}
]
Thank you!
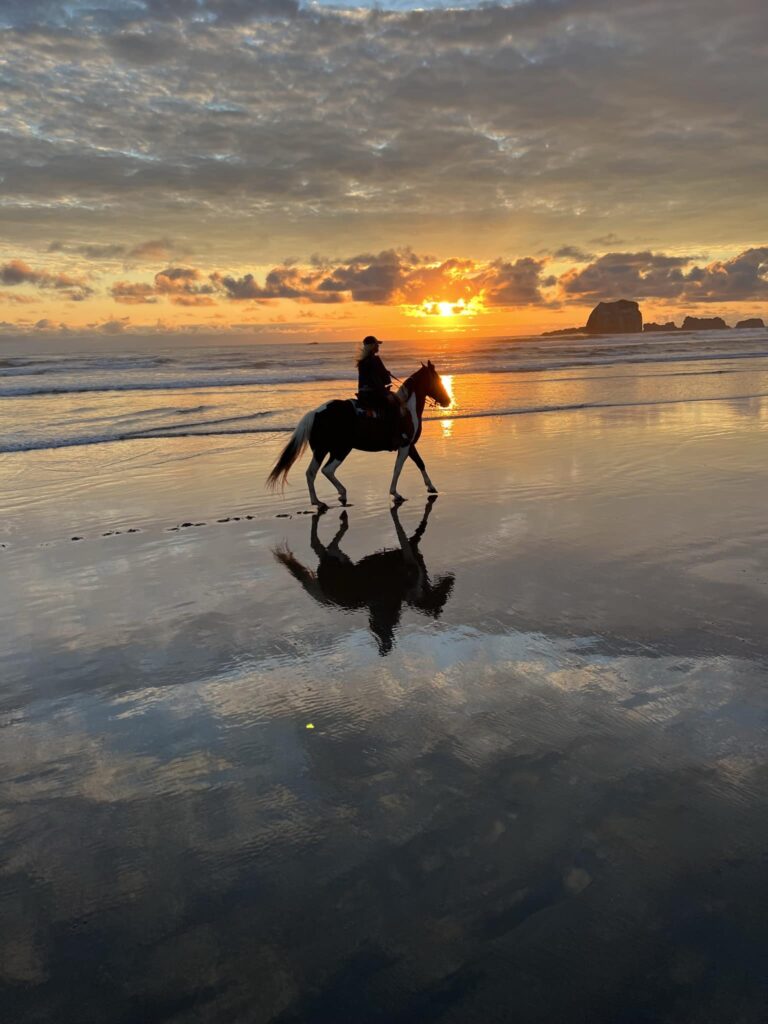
[{"left": 422, "top": 360, "right": 452, "bottom": 407}]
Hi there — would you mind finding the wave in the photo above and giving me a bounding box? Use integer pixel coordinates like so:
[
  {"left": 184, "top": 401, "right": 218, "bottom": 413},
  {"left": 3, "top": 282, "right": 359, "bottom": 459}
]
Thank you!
[
  {"left": 4, "top": 390, "right": 767, "bottom": 454},
  {"left": 2, "top": 346, "right": 768, "bottom": 398},
  {"left": 0, "top": 373, "right": 348, "bottom": 397}
]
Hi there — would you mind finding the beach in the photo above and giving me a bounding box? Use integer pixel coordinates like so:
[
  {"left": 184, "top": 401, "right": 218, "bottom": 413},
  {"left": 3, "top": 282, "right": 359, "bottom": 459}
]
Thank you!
[{"left": 3, "top": 335, "right": 768, "bottom": 1021}]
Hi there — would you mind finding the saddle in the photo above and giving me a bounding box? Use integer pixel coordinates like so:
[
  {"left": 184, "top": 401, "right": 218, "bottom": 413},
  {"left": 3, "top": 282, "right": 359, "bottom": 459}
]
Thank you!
[
  {"left": 350, "top": 394, "right": 413, "bottom": 450},
  {"left": 350, "top": 397, "right": 384, "bottom": 419}
]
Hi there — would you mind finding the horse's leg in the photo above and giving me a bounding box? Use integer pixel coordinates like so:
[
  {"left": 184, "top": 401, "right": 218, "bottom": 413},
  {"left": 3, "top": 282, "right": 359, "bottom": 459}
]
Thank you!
[
  {"left": 389, "top": 445, "right": 410, "bottom": 503},
  {"left": 306, "top": 446, "right": 327, "bottom": 509},
  {"left": 408, "top": 444, "right": 437, "bottom": 493},
  {"left": 322, "top": 447, "right": 351, "bottom": 505}
]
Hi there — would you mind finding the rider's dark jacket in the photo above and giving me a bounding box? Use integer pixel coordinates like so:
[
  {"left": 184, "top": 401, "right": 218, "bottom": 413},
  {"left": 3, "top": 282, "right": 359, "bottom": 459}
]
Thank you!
[{"left": 357, "top": 354, "right": 392, "bottom": 398}]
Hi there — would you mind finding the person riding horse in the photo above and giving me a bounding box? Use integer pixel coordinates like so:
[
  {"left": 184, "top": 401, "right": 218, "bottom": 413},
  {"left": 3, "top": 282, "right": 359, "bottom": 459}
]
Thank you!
[{"left": 356, "top": 336, "right": 412, "bottom": 449}]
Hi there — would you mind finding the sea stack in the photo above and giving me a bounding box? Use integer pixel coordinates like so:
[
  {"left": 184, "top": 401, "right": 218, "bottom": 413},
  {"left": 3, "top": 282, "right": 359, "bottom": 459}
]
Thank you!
[
  {"left": 681, "top": 316, "right": 729, "bottom": 330},
  {"left": 735, "top": 318, "right": 765, "bottom": 328},
  {"left": 586, "top": 299, "right": 642, "bottom": 334},
  {"left": 643, "top": 321, "right": 678, "bottom": 332}
]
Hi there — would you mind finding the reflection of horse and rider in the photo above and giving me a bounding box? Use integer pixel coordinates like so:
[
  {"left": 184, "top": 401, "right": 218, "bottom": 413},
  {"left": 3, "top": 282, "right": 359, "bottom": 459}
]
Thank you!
[
  {"left": 267, "top": 335, "right": 451, "bottom": 506},
  {"left": 274, "top": 497, "right": 455, "bottom": 655}
]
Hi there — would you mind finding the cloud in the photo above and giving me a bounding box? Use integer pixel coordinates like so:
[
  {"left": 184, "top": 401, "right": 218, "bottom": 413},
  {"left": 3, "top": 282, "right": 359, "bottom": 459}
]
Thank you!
[
  {"left": 681, "top": 247, "right": 768, "bottom": 303},
  {"left": 0, "top": 0, "right": 764, "bottom": 265},
  {"left": 48, "top": 238, "right": 181, "bottom": 263},
  {"left": 211, "top": 249, "right": 552, "bottom": 308},
  {"left": 97, "top": 317, "right": 130, "bottom": 333},
  {"left": 554, "top": 246, "right": 594, "bottom": 262},
  {"left": 110, "top": 282, "right": 159, "bottom": 304},
  {"left": 128, "top": 238, "right": 178, "bottom": 262},
  {"left": 589, "top": 234, "right": 624, "bottom": 247},
  {"left": 105, "top": 249, "right": 553, "bottom": 310},
  {"left": 559, "top": 252, "right": 692, "bottom": 301},
  {"left": 111, "top": 266, "right": 217, "bottom": 304},
  {"left": 558, "top": 246, "right": 768, "bottom": 303},
  {"left": 0, "top": 259, "right": 93, "bottom": 300},
  {"left": 480, "top": 257, "right": 551, "bottom": 307}
]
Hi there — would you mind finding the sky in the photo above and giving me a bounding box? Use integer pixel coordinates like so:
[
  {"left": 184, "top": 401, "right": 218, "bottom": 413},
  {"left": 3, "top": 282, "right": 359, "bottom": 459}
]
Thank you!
[{"left": 0, "top": 0, "right": 766, "bottom": 341}]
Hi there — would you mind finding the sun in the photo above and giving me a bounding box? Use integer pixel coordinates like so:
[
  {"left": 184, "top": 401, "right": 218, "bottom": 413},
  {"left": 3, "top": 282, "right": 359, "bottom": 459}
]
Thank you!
[
  {"left": 415, "top": 296, "right": 482, "bottom": 318},
  {"left": 403, "top": 294, "right": 485, "bottom": 320}
]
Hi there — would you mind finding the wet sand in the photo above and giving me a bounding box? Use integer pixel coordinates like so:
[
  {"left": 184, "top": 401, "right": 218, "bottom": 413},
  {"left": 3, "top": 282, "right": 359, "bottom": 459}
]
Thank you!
[{"left": 2, "top": 398, "right": 768, "bottom": 1022}]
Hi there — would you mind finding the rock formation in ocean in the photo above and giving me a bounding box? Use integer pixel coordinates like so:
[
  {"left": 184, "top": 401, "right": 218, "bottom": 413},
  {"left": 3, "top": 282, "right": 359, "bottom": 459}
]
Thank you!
[
  {"left": 585, "top": 299, "right": 642, "bottom": 334},
  {"left": 735, "top": 317, "right": 765, "bottom": 328},
  {"left": 541, "top": 326, "right": 589, "bottom": 337},
  {"left": 643, "top": 321, "right": 678, "bottom": 332},
  {"left": 681, "top": 316, "right": 729, "bottom": 330}
]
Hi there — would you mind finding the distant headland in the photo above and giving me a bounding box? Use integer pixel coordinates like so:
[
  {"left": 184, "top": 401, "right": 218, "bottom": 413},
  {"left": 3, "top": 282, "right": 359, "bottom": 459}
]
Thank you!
[{"left": 542, "top": 299, "right": 765, "bottom": 337}]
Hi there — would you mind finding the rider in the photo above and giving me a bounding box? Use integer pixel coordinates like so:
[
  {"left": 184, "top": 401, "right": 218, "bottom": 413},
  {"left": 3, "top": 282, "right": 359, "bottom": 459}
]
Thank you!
[{"left": 356, "top": 336, "right": 412, "bottom": 448}]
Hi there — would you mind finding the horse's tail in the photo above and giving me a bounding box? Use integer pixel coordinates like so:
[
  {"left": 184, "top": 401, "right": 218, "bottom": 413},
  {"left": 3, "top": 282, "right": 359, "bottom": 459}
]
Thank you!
[{"left": 266, "top": 409, "right": 316, "bottom": 490}]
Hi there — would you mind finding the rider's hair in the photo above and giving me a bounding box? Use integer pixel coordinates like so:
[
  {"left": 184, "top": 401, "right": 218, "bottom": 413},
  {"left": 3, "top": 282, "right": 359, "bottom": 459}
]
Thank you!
[{"left": 356, "top": 335, "right": 379, "bottom": 365}]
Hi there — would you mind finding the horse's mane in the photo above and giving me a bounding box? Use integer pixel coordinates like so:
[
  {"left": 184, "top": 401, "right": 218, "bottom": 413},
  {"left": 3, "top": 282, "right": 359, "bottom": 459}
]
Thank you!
[{"left": 403, "top": 363, "right": 433, "bottom": 390}]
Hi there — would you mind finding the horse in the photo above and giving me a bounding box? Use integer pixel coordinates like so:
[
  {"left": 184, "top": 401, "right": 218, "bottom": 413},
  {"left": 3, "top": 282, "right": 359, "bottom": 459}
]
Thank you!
[
  {"left": 273, "top": 497, "right": 454, "bottom": 654},
  {"left": 266, "top": 361, "right": 451, "bottom": 507}
]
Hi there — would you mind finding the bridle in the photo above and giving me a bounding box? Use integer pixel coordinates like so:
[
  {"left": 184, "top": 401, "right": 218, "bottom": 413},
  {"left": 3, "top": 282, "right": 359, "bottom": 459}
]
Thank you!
[{"left": 392, "top": 369, "right": 443, "bottom": 410}]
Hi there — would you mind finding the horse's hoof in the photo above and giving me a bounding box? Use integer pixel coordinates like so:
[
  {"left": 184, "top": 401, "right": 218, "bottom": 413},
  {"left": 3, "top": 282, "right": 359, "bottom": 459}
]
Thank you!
[
  {"left": 313, "top": 502, "right": 329, "bottom": 513},
  {"left": 427, "top": 487, "right": 438, "bottom": 494},
  {"left": 391, "top": 494, "right": 406, "bottom": 505}
]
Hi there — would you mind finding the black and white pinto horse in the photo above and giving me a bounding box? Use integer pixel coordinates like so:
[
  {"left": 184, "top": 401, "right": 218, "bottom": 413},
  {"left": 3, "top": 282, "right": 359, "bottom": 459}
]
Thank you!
[{"left": 267, "top": 361, "right": 451, "bottom": 506}]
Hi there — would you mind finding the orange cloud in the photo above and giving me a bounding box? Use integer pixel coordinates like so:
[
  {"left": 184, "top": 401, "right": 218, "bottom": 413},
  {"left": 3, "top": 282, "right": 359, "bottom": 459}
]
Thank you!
[{"left": 0, "top": 259, "right": 92, "bottom": 300}]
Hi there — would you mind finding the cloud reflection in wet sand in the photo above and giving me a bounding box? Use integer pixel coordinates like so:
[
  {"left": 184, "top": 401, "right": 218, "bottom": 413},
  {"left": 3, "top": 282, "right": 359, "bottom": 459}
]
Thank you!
[
  {"left": 2, "top": 403, "right": 768, "bottom": 1022},
  {"left": 3, "top": 613, "right": 768, "bottom": 1021}
]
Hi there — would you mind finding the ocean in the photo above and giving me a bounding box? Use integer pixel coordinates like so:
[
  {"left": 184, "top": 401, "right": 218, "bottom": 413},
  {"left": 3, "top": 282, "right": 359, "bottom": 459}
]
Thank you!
[{"left": 2, "top": 328, "right": 768, "bottom": 454}]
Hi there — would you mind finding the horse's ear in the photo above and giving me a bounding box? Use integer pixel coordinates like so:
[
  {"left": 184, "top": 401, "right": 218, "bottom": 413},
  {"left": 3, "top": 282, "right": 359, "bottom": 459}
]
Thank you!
[
  {"left": 421, "top": 361, "right": 425, "bottom": 367},
  {"left": 427, "top": 359, "right": 434, "bottom": 369}
]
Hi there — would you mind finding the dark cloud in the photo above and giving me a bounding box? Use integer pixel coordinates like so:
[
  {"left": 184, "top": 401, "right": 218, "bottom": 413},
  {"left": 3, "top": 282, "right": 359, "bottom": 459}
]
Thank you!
[
  {"left": 48, "top": 238, "right": 180, "bottom": 262},
  {"left": 681, "top": 247, "right": 768, "bottom": 303},
  {"left": 559, "top": 252, "right": 692, "bottom": 301},
  {"left": 316, "top": 250, "right": 423, "bottom": 304},
  {"left": 480, "top": 257, "right": 550, "bottom": 306},
  {"left": 208, "top": 250, "right": 551, "bottom": 307},
  {"left": 558, "top": 247, "right": 768, "bottom": 303},
  {"left": 0, "top": 0, "right": 764, "bottom": 265},
  {"left": 213, "top": 267, "right": 344, "bottom": 303},
  {"left": 554, "top": 246, "right": 594, "bottom": 262}
]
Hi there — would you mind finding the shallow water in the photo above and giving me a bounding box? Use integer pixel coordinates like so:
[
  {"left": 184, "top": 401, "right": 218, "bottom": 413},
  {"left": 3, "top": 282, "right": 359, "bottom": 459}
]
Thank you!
[
  {"left": 2, "top": 362, "right": 768, "bottom": 1021},
  {"left": 2, "top": 330, "right": 768, "bottom": 452}
]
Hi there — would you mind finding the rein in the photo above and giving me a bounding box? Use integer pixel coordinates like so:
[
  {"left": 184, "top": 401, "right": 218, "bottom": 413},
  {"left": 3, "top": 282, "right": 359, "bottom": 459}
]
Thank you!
[{"left": 393, "top": 371, "right": 441, "bottom": 410}]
